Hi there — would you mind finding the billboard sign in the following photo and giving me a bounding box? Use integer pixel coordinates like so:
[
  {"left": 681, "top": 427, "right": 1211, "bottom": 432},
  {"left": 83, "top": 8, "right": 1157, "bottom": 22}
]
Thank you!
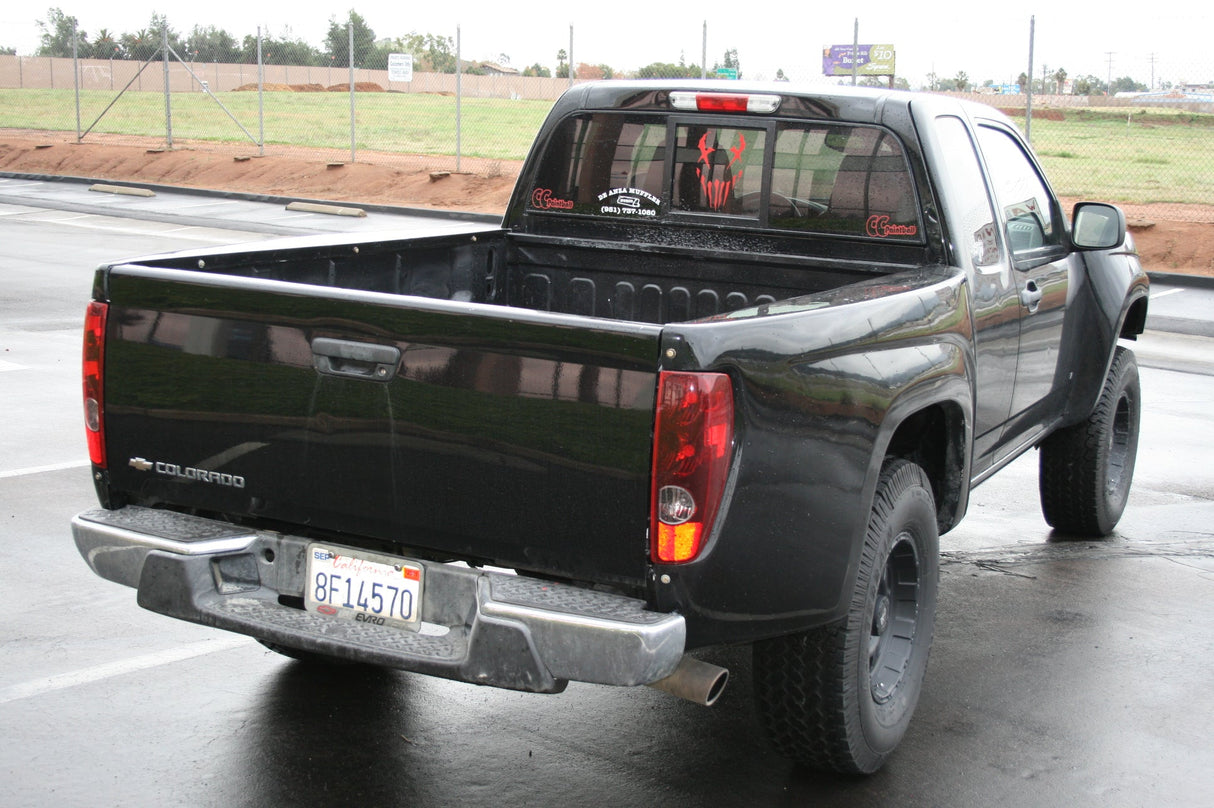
[{"left": 822, "top": 44, "right": 896, "bottom": 77}]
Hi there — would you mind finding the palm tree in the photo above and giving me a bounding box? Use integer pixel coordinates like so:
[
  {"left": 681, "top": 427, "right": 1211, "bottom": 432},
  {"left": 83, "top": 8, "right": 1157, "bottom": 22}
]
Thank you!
[{"left": 1053, "top": 68, "right": 1068, "bottom": 94}]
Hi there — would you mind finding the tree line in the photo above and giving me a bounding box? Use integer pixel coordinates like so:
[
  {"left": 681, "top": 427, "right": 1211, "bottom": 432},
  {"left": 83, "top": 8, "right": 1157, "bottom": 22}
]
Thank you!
[
  {"left": 31, "top": 8, "right": 465, "bottom": 72},
  {"left": 22, "top": 7, "right": 1165, "bottom": 92},
  {"left": 25, "top": 6, "right": 743, "bottom": 81}
]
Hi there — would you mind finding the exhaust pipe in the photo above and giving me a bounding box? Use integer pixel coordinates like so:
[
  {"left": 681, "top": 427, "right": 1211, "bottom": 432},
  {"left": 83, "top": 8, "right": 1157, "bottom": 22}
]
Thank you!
[{"left": 647, "top": 655, "right": 729, "bottom": 706}]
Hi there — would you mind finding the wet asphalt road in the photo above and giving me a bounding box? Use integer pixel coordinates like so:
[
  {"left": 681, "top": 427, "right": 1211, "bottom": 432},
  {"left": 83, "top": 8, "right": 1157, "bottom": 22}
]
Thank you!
[{"left": 2, "top": 179, "right": 1212, "bottom": 807}]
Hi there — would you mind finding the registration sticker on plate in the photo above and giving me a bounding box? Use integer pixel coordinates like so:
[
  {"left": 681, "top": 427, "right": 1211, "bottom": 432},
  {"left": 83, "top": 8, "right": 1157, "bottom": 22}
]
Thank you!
[{"left": 305, "top": 545, "right": 423, "bottom": 630}]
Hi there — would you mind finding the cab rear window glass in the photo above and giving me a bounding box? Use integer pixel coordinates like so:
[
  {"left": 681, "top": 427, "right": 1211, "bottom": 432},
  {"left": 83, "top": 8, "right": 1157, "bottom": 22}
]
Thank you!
[{"left": 528, "top": 112, "right": 921, "bottom": 242}]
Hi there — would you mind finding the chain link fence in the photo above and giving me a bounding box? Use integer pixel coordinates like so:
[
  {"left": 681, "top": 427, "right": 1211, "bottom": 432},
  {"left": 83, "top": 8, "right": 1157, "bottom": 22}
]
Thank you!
[{"left": 1, "top": 22, "right": 1211, "bottom": 221}]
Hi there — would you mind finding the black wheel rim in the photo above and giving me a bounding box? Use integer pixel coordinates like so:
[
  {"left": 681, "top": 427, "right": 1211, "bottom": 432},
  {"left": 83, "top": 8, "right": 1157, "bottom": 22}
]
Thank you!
[
  {"left": 1106, "top": 392, "right": 1132, "bottom": 497},
  {"left": 869, "top": 536, "right": 920, "bottom": 703}
]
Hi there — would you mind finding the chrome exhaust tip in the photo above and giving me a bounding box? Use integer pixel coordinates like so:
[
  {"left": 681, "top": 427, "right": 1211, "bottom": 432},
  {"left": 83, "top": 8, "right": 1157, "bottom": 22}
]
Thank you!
[{"left": 647, "top": 655, "right": 729, "bottom": 706}]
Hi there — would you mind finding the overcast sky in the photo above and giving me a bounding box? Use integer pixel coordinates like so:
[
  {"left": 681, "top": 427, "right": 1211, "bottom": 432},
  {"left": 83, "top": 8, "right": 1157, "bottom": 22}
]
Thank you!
[{"left": 3, "top": 2, "right": 1210, "bottom": 88}]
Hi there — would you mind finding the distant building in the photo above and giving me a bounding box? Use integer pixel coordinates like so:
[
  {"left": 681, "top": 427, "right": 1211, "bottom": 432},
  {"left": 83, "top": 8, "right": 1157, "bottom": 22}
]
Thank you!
[
  {"left": 477, "top": 62, "right": 519, "bottom": 76},
  {"left": 1135, "top": 88, "right": 1214, "bottom": 104}
]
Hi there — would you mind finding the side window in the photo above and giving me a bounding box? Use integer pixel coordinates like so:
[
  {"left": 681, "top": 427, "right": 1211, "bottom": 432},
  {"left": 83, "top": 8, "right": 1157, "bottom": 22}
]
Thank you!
[
  {"left": 976, "top": 125, "right": 1060, "bottom": 256},
  {"left": 931, "top": 116, "right": 1002, "bottom": 267}
]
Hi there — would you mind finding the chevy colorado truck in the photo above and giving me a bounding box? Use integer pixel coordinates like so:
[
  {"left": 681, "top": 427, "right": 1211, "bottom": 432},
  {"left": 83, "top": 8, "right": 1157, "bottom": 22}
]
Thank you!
[{"left": 73, "top": 82, "right": 1148, "bottom": 773}]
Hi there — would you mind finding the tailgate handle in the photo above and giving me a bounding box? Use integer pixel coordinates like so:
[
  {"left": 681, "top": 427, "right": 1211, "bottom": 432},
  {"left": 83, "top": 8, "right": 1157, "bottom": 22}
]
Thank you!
[{"left": 311, "top": 338, "right": 400, "bottom": 381}]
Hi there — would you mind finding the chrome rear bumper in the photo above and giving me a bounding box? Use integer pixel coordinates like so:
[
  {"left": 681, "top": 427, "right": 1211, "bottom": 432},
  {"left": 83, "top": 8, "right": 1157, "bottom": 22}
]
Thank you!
[{"left": 73, "top": 506, "right": 686, "bottom": 693}]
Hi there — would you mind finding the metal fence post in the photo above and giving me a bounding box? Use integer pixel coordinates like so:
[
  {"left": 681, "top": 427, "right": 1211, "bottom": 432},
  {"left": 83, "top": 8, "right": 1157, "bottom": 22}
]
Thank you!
[
  {"left": 257, "top": 27, "right": 264, "bottom": 156},
  {"left": 72, "top": 20, "right": 81, "bottom": 142},
  {"left": 456, "top": 25, "right": 462, "bottom": 173},
  {"left": 162, "top": 25, "right": 173, "bottom": 148},
  {"left": 1026, "top": 16, "right": 1035, "bottom": 141},
  {"left": 349, "top": 22, "right": 356, "bottom": 163}
]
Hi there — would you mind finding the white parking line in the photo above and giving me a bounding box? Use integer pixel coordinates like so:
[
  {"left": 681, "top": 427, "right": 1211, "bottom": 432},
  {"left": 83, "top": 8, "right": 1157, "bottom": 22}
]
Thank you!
[
  {"left": 0, "top": 638, "right": 249, "bottom": 705},
  {"left": 0, "top": 459, "right": 91, "bottom": 479},
  {"left": 1150, "top": 288, "right": 1185, "bottom": 300}
]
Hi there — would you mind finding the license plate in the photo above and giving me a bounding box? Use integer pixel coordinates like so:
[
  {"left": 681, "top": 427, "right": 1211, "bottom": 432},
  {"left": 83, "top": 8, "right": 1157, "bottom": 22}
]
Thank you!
[{"left": 305, "top": 544, "right": 423, "bottom": 630}]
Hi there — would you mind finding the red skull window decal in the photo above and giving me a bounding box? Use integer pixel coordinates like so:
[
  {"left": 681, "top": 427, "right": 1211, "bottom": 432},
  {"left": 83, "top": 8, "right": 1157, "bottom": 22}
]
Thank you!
[{"left": 697, "top": 131, "right": 748, "bottom": 211}]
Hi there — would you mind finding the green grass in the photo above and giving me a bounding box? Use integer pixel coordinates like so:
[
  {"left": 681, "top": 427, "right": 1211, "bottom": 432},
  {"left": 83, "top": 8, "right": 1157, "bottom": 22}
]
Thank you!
[
  {"left": 0, "top": 88, "right": 553, "bottom": 161},
  {"left": 3, "top": 88, "right": 1213, "bottom": 204},
  {"left": 1012, "top": 109, "right": 1214, "bottom": 206}
]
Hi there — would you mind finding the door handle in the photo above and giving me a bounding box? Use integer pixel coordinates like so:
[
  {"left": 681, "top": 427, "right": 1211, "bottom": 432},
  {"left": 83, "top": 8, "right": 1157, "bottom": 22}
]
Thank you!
[
  {"left": 1020, "top": 281, "right": 1043, "bottom": 313},
  {"left": 311, "top": 337, "right": 400, "bottom": 381}
]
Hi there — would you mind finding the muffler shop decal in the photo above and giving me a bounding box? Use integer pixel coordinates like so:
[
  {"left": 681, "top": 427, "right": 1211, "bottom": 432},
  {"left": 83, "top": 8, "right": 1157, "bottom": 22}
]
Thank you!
[{"left": 597, "top": 187, "right": 660, "bottom": 217}]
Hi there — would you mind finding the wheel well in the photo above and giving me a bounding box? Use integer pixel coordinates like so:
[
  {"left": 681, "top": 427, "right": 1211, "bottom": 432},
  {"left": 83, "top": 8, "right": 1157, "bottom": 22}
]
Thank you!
[
  {"left": 884, "top": 402, "right": 966, "bottom": 532},
  {"left": 1121, "top": 295, "right": 1148, "bottom": 338}
]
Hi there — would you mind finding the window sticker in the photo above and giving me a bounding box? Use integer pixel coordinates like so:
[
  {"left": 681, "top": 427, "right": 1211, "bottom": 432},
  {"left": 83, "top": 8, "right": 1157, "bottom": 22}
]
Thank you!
[
  {"left": 697, "top": 131, "right": 748, "bottom": 211},
  {"left": 530, "top": 188, "right": 576, "bottom": 211},
  {"left": 597, "top": 187, "right": 661, "bottom": 218},
  {"left": 865, "top": 215, "right": 918, "bottom": 239}
]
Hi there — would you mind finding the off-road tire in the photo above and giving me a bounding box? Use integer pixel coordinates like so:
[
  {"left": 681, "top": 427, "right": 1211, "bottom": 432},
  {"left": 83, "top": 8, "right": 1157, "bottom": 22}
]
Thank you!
[
  {"left": 1039, "top": 346, "right": 1140, "bottom": 537},
  {"left": 753, "top": 459, "right": 939, "bottom": 774}
]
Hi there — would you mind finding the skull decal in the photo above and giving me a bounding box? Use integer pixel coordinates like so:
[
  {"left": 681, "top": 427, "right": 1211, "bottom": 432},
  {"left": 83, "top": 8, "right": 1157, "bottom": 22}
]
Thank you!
[{"left": 696, "top": 131, "right": 747, "bottom": 211}]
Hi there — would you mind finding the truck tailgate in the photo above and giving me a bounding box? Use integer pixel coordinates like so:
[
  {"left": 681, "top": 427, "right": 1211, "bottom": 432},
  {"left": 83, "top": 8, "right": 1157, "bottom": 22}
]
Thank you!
[{"left": 100, "top": 264, "right": 663, "bottom": 587}]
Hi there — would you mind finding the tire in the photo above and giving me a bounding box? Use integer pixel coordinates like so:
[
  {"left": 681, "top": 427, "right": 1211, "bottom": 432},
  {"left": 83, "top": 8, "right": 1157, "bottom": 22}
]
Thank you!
[
  {"left": 1039, "top": 345, "right": 1141, "bottom": 537},
  {"left": 753, "top": 460, "right": 939, "bottom": 774}
]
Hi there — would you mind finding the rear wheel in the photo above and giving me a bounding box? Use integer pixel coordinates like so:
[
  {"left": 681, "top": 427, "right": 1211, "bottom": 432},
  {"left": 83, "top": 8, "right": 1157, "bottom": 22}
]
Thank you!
[
  {"left": 1039, "top": 346, "right": 1140, "bottom": 537},
  {"left": 753, "top": 460, "right": 939, "bottom": 773}
]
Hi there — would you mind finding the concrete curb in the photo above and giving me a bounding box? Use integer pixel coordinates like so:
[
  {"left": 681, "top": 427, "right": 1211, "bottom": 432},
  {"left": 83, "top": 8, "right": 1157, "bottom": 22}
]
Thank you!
[{"left": 1147, "top": 271, "right": 1214, "bottom": 290}]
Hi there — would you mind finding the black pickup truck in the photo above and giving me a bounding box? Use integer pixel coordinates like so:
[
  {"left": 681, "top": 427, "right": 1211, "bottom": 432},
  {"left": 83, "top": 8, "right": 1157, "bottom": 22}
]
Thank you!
[{"left": 73, "top": 82, "right": 1148, "bottom": 773}]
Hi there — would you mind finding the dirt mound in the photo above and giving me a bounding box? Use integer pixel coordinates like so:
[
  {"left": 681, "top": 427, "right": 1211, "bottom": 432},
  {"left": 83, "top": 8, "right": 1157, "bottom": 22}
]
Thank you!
[
  {"left": 997, "top": 108, "right": 1066, "bottom": 121},
  {"left": 328, "top": 83, "right": 385, "bottom": 92}
]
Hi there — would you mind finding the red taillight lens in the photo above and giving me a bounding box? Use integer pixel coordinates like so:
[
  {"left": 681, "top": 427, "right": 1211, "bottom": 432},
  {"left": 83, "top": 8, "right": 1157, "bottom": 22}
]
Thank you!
[
  {"left": 83, "top": 301, "right": 109, "bottom": 468},
  {"left": 696, "top": 93, "right": 750, "bottom": 113},
  {"left": 650, "top": 371, "right": 734, "bottom": 564}
]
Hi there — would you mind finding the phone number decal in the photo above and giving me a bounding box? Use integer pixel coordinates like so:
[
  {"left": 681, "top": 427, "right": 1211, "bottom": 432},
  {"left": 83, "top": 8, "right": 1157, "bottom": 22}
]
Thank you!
[{"left": 597, "top": 187, "right": 660, "bottom": 217}]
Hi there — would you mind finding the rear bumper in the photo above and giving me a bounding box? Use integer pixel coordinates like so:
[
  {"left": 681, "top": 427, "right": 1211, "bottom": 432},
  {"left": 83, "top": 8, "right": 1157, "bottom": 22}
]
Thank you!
[{"left": 72, "top": 506, "right": 685, "bottom": 693}]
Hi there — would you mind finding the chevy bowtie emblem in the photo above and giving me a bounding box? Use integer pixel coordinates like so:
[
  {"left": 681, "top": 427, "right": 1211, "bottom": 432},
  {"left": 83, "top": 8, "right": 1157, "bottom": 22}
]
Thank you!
[{"left": 126, "top": 456, "right": 247, "bottom": 488}]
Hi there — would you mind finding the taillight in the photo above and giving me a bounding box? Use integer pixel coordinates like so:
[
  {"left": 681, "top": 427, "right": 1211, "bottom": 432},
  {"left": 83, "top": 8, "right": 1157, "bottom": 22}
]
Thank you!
[
  {"left": 650, "top": 371, "right": 734, "bottom": 564},
  {"left": 669, "top": 91, "right": 781, "bottom": 114},
  {"left": 83, "top": 301, "right": 109, "bottom": 468}
]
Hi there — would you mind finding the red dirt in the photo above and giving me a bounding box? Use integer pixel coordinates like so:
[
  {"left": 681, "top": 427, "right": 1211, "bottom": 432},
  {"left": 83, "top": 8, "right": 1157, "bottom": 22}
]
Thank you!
[{"left": 1, "top": 132, "right": 1210, "bottom": 276}]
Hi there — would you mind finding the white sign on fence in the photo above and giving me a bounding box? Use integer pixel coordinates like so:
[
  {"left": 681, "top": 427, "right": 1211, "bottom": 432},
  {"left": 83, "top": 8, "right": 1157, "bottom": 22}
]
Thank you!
[{"left": 388, "top": 53, "right": 413, "bottom": 83}]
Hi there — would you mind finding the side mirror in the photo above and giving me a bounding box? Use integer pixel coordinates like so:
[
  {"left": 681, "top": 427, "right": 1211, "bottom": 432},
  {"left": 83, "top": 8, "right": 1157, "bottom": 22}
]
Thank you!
[{"left": 1071, "top": 202, "right": 1126, "bottom": 250}]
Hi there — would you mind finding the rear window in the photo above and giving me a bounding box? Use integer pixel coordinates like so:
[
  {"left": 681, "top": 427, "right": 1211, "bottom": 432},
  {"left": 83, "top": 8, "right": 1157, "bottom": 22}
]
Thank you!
[{"left": 527, "top": 112, "right": 922, "bottom": 242}]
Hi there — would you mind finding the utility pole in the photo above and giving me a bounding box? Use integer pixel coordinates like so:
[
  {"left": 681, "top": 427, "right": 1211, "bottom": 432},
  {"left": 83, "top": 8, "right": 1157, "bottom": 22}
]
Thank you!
[
  {"left": 1105, "top": 51, "right": 1115, "bottom": 95},
  {"left": 851, "top": 18, "right": 859, "bottom": 86}
]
